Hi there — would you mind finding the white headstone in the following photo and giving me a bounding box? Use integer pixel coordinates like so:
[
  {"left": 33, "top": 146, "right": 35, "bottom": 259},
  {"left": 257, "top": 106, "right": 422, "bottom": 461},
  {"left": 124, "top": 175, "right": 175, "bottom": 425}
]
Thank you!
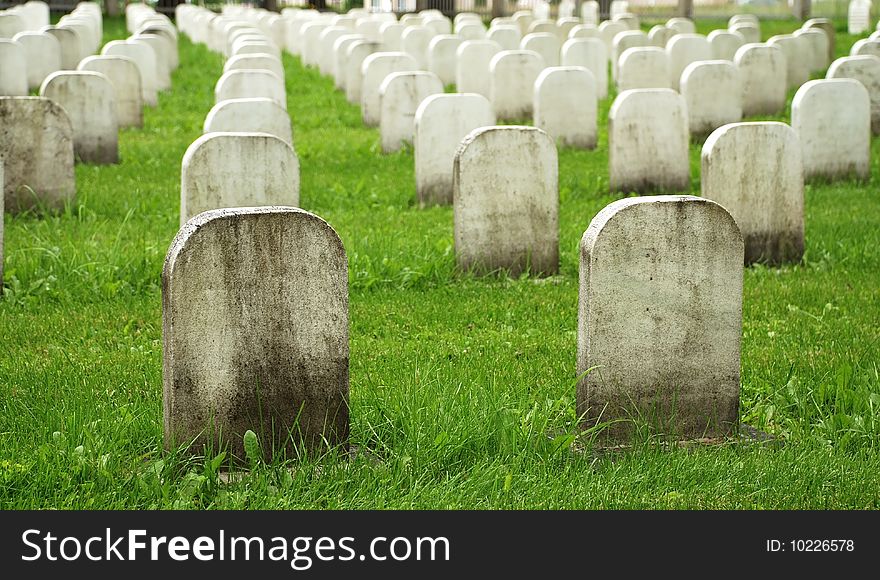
[
  {"left": 77, "top": 56, "right": 143, "bottom": 129},
  {"left": 534, "top": 66, "right": 597, "bottom": 149},
  {"left": 617, "top": 47, "right": 670, "bottom": 91},
  {"left": 827, "top": 55, "right": 880, "bottom": 134},
  {"left": 666, "top": 33, "right": 712, "bottom": 91},
  {"left": 701, "top": 122, "right": 804, "bottom": 265},
  {"left": 767, "top": 34, "right": 810, "bottom": 90},
  {"left": 666, "top": 17, "right": 696, "bottom": 35},
  {"left": 0, "top": 96, "right": 75, "bottom": 213},
  {"left": 707, "top": 30, "right": 745, "bottom": 61},
  {"left": 848, "top": 0, "right": 871, "bottom": 35},
  {"left": 454, "top": 126, "right": 558, "bottom": 276},
  {"left": 648, "top": 25, "right": 673, "bottom": 48},
  {"left": 360, "top": 51, "right": 418, "bottom": 127},
  {"left": 414, "top": 92, "right": 495, "bottom": 205},
  {"left": 577, "top": 195, "right": 743, "bottom": 441},
  {"left": 39, "top": 71, "right": 118, "bottom": 164},
  {"left": 611, "top": 30, "right": 648, "bottom": 80},
  {"left": 11, "top": 32, "right": 60, "bottom": 91},
  {"left": 401, "top": 25, "right": 434, "bottom": 69},
  {"left": 521, "top": 32, "right": 560, "bottom": 67},
  {"left": 0, "top": 40, "right": 27, "bottom": 96},
  {"left": 102, "top": 40, "right": 159, "bottom": 107},
  {"left": 456, "top": 39, "right": 502, "bottom": 99},
  {"left": 215, "top": 69, "right": 286, "bottom": 110},
  {"left": 224, "top": 53, "right": 285, "bottom": 81},
  {"left": 427, "top": 34, "right": 461, "bottom": 86},
  {"left": 163, "top": 206, "right": 348, "bottom": 461},
  {"left": 609, "top": 89, "right": 689, "bottom": 193},
  {"left": 180, "top": 132, "right": 300, "bottom": 225},
  {"left": 734, "top": 43, "right": 787, "bottom": 116},
  {"left": 680, "top": 60, "right": 741, "bottom": 135},
  {"left": 344, "top": 40, "right": 381, "bottom": 104},
  {"left": 792, "top": 28, "right": 828, "bottom": 73},
  {"left": 378, "top": 70, "right": 444, "bottom": 153},
  {"left": 561, "top": 37, "right": 608, "bottom": 99},
  {"left": 729, "top": 23, "right": 760, "bottom": 45},
  {"left": 487, "top": 25, "right": 521, "bottom": 51},
  {"left": 204, "top": 98, "right": 293, "bottom": 145},
  {"left": 489, "top": 49, "right": 545, "bottom": 120},
  {"left": 792, "top": 79, "right": 871, "bottom": 181}
]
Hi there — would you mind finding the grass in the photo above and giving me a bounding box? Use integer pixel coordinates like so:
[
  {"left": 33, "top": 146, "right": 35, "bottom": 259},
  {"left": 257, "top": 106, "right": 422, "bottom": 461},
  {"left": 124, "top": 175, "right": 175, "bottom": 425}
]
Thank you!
[{"left": 0, "top": 16, "right": 878, "bottom": 509}]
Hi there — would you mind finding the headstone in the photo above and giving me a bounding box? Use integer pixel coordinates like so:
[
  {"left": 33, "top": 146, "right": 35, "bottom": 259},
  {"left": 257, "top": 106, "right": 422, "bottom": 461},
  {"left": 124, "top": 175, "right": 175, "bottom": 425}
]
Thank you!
[
  {"left": 681, "top": 61, "right": 741, "bottom": 136},
  {"left": 317, "top": 26, "right": 349, "bottom": 76},
  {"left": 427, "top": 34, "right": 461, "bottom": 86},
  {"left": 489, "top": 50, "right": 545, "bottom": 120},
  {"left": 702, "top": 122, "right": 803, "bottom": 265},
  {"left": 378, "top": 71, "right": 444, "bottom": 153},
  {"left": 666, "top": 34, "right": 712, "bottom": 91},
  {"left": 577, "top": 195, "right": 743, "bottom": 441},
  {"left": 581, "top": 1, "right": 599, "bottom": 25},
  {"left": 598, "top": 20, "right": 627, "bottom": 53},
  {"left": 791, "top": 79, "right": 871, "bottom": 181},
  {"left": 609, "top": 89, "right": 689, "bottom": 193},
  {"left": 792, "top": 28, "right": 828, "bottom": 73},
  {"left": 180, "top": 132, "right": 300, "bottom": 225},
  {"left": 0, "top": 13, "right": 26, "bottom": 39},
  {"left": 224, "top": 53, "right": 285, "bottom": 81},
  {"left": 729, "top": 23, "right": 760, "bottom": 45},
  {"left": 162, "top": 206, "right": 348, "bottom": 461},
  {"left": 803, "top": 18, "right": 835, "bottom": 65},
  {"left": 12, "top": 32, "right": 61, "bottom": 91},
  {"left": 648, "top": 25, "right": 673, "bottom": 48},
  {"left": 487, "top": 25, "right": 521, "bottom": 51},
  {"left": 0, "top": 96, "right": 75, "bottom": 213},
  {"left": 132, "top": 33, "right": 171, "bottom": 90},
  {"left": 102, "top": 40, "right": 158, "bottom": 107},
  {"left": 454, "top": 126, "right": 558, "bottom": 276},
  {"left": 0, "top": 40, "right": 27, "bottom": 96},
  {"left": 78, "top": 56, "right": 143, "bottom": 129},
  {"left": 215, "top": 69, "right": 286, "bottom": 110},
  {"left": 561, "top": 37, "right": 608, "bottom": 99},
  {"left": 39, "top": 71, "right": 118, "bottom": 164},
  {"left": 204, "top": 98, "right": 293, "bottom": 145},
  {"left": 456, "top": 40, "right": 503, "bottom": 99},
  {"left": 767, "top": 34, "right": 810, "bottom": 90},
  {"left": 379, "top": 21, "right": 404, "bottom": 51},
  {"left": 734, "top": 43, "right": 787, "bottom": 116},
  {"left": 528, "top": 19, "right": 556, "bottom": 36},
  {"left": 611, "top": 30, "right": 648, "bottom": 80},
  {"left": 521, "top": 32, "right": 560, "bottom": 67},
  {"left": 414, "top": 92, "right": 495, "bottom": 206},
  {"left": 826, "top": 55, "right": 880, "bottom": 134},
  {"left": 848, "top": 0, "right": 871, "bottom": 35},
  {"left": 617, "top": 47, "right": 670, "bottom": 91},
  {"left": 401, "top": 25, "right": 433, "bottom": 69},
  {"left": 569, "top": 25, "right": 600, "bottom": 41},
  {"left": 534, "top": 66, "right": 597, "bottom": 149},
  {"left": 707, "top": 30, "right": 745, "bottom": 61},
  {"left": 360, "top": 51, "right": 418, "bottom": 127},
  {"left": 457, "top": 22, "right": 486, "bottom": 41},
  {"left": 851, "top": 38, "right": 880, "bottom": 58},
  {"left": 666, "top": 17, "right": 696, "bottom": 35},
  {"left": 344, "top": 40, "right": 381, "bottom": 104}
]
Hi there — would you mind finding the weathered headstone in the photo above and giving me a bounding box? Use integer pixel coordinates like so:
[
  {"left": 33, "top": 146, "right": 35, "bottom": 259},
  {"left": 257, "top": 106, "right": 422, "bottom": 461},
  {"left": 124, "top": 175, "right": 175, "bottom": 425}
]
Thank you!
[
  {"left": 427, "top": 34, "right": 461, "bottom": 86},
  {"left": 78, "top": 55, "right": 143, "bottom": 129},
  {"left": 224, "top": 53, "right": 285, "bottom": 82},
  {"left": 401, "top": 25, "right": 433, "bottom": 69},
  {"left": 577, "top": 195, "right": 743, "bottom": 441},
  {"left": 666, "top": 33, "right": 712, "bottom": 91},
  {"left": 489, "top": 49, "right": 544, "bottom": 120},
  {"left": 598, "top": 20, "right": 627, "bottom": 53},
  {"left": 204, "top": 98, "right": 293, "bottom": 145},
  {"left": 414, "top": 92, "right": 495, "bottom": 206},
  {"left": 707, "top": 29, "right": 745, "bottom": 61},
  {"left": 848, "top": 0, "right": 871, "bottom": 35},
  {"left": 648, "top": 25, "right": 673, "bottom": 48},
  {"left": 611, "top": 29, "right": 648, "bottom": 80},
  {"left": 0, "top": 96, "right": 75, "bottom": 213},
  {"left": 534, "top": 66, "right": 597, "bottom": 149},
  {"left": 360, "top": 51, "right": 418, "bottom": 127},
  {"left": 521, "top": 32, "right": 560, "bottom": 67},
  {"left": 734, "top": 43, "right": 787, "bottom": 116},
  {"left": 826, "top": 55, "right": 880, "bottom": 134},
  {"left": 609, "top": 89, "right": 689, "bottom": 193},
  {"left": 215, "top": 69, "right": 286, "bottom": 110},
  {"left": 791, "top": 79, "right": 871, "bottom": 181},
  {"left": 332, "top": 34, "right": 366, "bottom": 89},
  {"left": 378, "top": 71, "right": 444, "bottom": 153},
  {"left": 163, "top": 206, "right": 348, "bottom": 461},
  {"left": 792, "top": 28, "right": 828, "bottom": 73},
  {"left": 454, "top": 126, "right": 558, "bottom": 276},
  {"left": 729, "top": 23, "right": 760, "bottom": 45},
  {"left": 803, "top": 18, "right": 835, "bottom": 65},
  {"left": 767, "top": 34, "right": 809, "bottom": 90},
  {"left": 39, "top": 71, "right": 118, "bottom": 164},
  {"left": 617, "top": 47, "right": 670, "bottom": 91},
  {"left": 681, "top": 60, "right": 741, "bottom": 136},
  {"left": 0, "top": 39, "right": 27, "bottom": 96},
  {"left": 561, "top": 37, "right": 608, "bottom": 99},
  {"left": 344, "top": 40, "right": 380, "bottom": 104},
  {"left": 455, "top": 39, "right": 503, "bottom": 100},
  {"left": 666, "top": 17, "right": 696, "bottom": 35},
  {"left": 487, "top": 25, "right": 521, "bottom": 50},
  {"left": 701, "top": 122, "right": 803, "bottom": 265},
  {"left": 12, "top": 32, "right": 61, "bottom": 91},
  {"left": 102, "top": 39, "right": 158, "bottom": 107},
  {"left": 180, "top": 132, "right": 300, "bottom": 225}
]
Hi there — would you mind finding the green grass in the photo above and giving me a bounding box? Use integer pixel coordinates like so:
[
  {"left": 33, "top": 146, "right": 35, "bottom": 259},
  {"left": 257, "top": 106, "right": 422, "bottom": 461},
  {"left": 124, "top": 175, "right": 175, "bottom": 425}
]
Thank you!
[{"left": 1, "top": 17, "right": 878, "bottom": 509}]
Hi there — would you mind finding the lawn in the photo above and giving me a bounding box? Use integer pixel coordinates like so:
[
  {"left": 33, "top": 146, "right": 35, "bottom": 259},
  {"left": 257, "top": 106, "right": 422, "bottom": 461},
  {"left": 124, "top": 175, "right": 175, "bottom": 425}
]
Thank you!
[{"left": 0, "top": 15, "right": 878, "bottom": 509}]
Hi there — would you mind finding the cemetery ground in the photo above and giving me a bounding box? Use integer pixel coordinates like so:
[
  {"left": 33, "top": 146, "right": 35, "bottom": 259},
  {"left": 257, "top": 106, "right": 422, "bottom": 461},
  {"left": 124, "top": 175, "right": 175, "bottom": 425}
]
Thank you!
[{"left": 1, "top": 16, "right": 879, "bottom": 510}]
